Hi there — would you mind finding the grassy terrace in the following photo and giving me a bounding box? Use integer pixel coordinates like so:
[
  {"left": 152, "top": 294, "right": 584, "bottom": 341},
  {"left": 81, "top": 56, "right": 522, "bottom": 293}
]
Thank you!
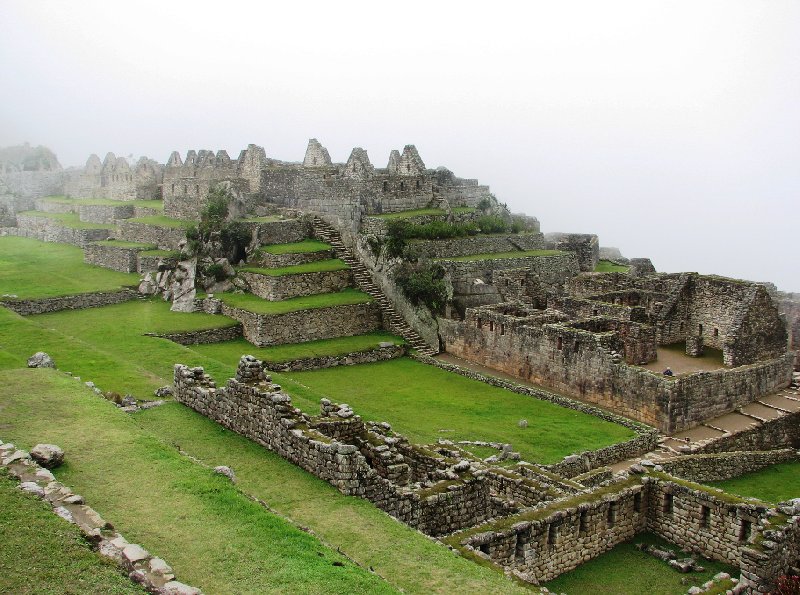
[
  {"left": 259, "top": 239, "right": 331, "bottom": 254},
  {"left": 18, "top": 210, "right": 115, "bottom": 230},
  {"left": 0, "top": 370, "right": 395, "bottom": 594},
  {"left": 707, "top": 460, "right": 800, "bottom": 503},
  {"left": 242, "top": 215, "right": 283, "bottom": 223},
  {"left": 42, "top": 196, "right": 165, "bottom": 210},
  {"left": 127, "top": 215, "right": 195, "bottom": 228},
  {"left": 190, "top": 332, "right": 404, "bottom": 364},
  {"left": 0, "top": 237, "right": 140, "bottom": 298},
  {"left": 0, "top": 469, "right": 144, "bottom": 594},
  {"left": 281, "top": 358, "right": 635, "bottom": 464},
  {"left": 0, "top": 299, "right": 238, "bottom": 397},
  {"left": 373, "top": 207, "right": 475, "bottom": 220},
  {"left": 436, "top": 249, "right": 563, "bottom": 262},
  {"left": 543, "top": 533, "right": 736, "bottom": 595},
  {"left": 92, "top": 240, "right": 157, "bottom": 249},
  {"left": 139, "top": 249, "right": 181, "bottom": 258},
  {"left": 218, "top": 288, "right": 372, "bottom": 315},
  {"left": 595, "top": 259, "right": 631, "bottom": 273},
  {"left": 240, "top": 259, "right": 349, "bottom": 277}
]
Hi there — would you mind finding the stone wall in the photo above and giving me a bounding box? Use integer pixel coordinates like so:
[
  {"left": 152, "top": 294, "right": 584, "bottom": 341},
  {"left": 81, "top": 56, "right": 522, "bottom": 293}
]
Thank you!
[
  {"left": 251, "top": 249, "right": 333, "bottom": 268},
  {"left": 14, "top": 213, "right": 111, "bottom": 247},
  {"left": 1, "top": 289, "right": 137, "bottom": 315},
  {"left": 116, "top": 221, "right": 187, "bottom": 250},
  {"left": 84, "top": 243, "right": 154, "bottom": 273},
  {"left": 63, "top": 153, "right": 162, "bottom": 201},
  {"left": 544, "top": 233, "right": 600, "bottom": 272},
  {"left": 0, "top": 195, "right": 34, "bottom": 226},
  {"left": 266, "top": 344, "right": 405, "bottom": 372},
  {"left": 692, "top": 410, "right": 800, "bottom": 454},
  {"left": 245, "top": 218, "right": 310, "bottom": 246},
  {"left": 360, "top": 209, "right": 479, "bottom": 237},
  {"left": 776, "top": 291, "right": 800, "bottom": 370},
  {"left": 406, "top": 233, "right": 545, "bottom": 259},
  {"left": 146, "top": 324, "right": 243, "bottom": 345},
  {"left": 659, "top": 450, "right": 798, "bottom": 483},
  {"left": 221, "top": 301, "right": 381, "bottom": 346},
  {"left": 240, "top": 269, "right": 352, "bottom": 301},
  {"left": 78, "top": 203, "right": 136, "bottom": 224},
  {"left": 0, "top": 171, "right": 65, "bottom": 198},
  {"left": 137, "top": 253, "right": 179, "bottom": 274},
  {"left": 173, "top": 357, "right": 508, "bottom": 536}
]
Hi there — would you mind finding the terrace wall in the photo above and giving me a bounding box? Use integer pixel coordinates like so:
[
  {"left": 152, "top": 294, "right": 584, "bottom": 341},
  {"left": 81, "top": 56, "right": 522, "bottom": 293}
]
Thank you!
[
  {"left": 84, "top": 243, "right": 152, "bottom": 273},
  {"left": 252, "top": 249, "right": 333, "bottom": 268},
  {"left": 240, "top": 269, "right": 352, "bottom": 301},
  {"left": 659, "top": 450, "right": 799, "bottom": 482},
  {"left": 13, "top": 213, "right": 111, "bottom": 247},
  {"left": 78, "top": 203, "right": 135, "bottom": 224},
  {"left": 1, "top": 289, "right": 137, "bottom": 315},
  {"left": 244, "top": 218, "right": 310, "bottom": 246},
  {"left": 266, "top": 344, "right": 405, "bottom": 372},
  {"left": 221, "top": 301, "right": 381, "bottom": 346},
  {"left": 407, "top": 233, "right": 545, "bottom": 259},
  {"left": 116, "top": 221, "right": 187, "bottom": 250}
]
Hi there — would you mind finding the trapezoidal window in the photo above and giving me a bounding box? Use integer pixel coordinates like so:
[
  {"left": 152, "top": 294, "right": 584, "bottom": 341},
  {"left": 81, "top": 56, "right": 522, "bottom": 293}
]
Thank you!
[
  {"left": 195, "top": 185, "right": 199, "bottom": 194},
  {"left": 313, "top": 157, "right": 317, "bottom": 165},
  {"left": 383, "top": 181, "right": 388, "bottom": 192},
  {"left": 400, "top": 182, "right": 405, "bottom": 191},
  {"left": 579, "top": 510, "right": 588, "bottom": 533},
  {"left": 698, "top": 323, "right": 704, "bottom": 336},
  {"left": 171, "top": 184, "right": 175, "bottom": 193},
  {"left": 500, "top": 323, "right": 505, "bottom": 336},
  {"left": 607, "top": 502, "right": 617, "bottom": 527},
  {"left": 701, "top": 505, "right": 710, "bottom": 528},
  {"left": 740, "top": 520, "right": 752, "bottom": 542},
  {"left": 476, "top": 318, "right": 482, "bottom": 329},
  {"left": 489, "top": 320, "right": 494, "bottom": 332},
  {"left": 663, "top": 493, "right": 674, "bottom": 514},
  {"left": 183, "top": 185, "right": 187, "bottom": 194},
  {"left": 479, "top": 543, "right": 490, "bottom": 555},
  {"left": 416, "top": 180, "right": 420, "bottom": 189},
  {"left": 547, "top": 523, "right": 557, "bottom": 545},
  {"left": 556, "top": 337, "right": 563, "bottom": 350},
  {"left": 713, "top": 328, "right": 719, "bottom": 337},
  {"left": 634, "top": 492, "right": 642, "bottom": 513}
]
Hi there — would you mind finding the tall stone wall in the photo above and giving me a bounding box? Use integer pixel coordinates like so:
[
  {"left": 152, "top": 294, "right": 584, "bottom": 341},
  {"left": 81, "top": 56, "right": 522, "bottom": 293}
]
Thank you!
[
  {"left": 544, "top": 233, "right": 599, "bottom": 272},
  {"left": 116, "top": 221, "right": 187, "bottom": 250},
  {"left": 221, "top": 301, "right": 381, "bottom": 346},
  {"left": 240, "top": 269, "right": 352, "bottom": 301}
]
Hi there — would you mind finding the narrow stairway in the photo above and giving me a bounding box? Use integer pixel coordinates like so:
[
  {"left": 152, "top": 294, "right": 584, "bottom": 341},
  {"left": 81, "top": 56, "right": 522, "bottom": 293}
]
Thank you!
[{"left": 310, "top": 216, "right": 439, "bottom": 357}]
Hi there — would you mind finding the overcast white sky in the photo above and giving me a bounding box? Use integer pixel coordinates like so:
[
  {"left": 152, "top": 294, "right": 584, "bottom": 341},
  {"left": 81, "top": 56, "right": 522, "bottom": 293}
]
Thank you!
[{"left": 1, "top": 1, "right": 798, "bottom": 291}]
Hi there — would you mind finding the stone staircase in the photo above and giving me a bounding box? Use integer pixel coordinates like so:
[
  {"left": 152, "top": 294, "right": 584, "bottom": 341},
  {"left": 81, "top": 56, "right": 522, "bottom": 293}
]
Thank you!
[{"left": 310, "top": 216, "right": 438, "bottom": 356}]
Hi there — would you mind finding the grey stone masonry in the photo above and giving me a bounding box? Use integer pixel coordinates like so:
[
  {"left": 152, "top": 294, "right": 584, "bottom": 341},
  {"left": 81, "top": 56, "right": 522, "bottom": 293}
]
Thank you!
[
  {"left": 146, "top": 324, "right": 243, "bottom": 345},
  {"left": 240, "top": 269, "right": 352, "bottom": 301},
  {"left": 407, "top": 233, "right": 545, "bottom": 259},
  {"left": 659, "top": 450, "right": 798, "bottom": 483},
  {"left": 250, "top": 248, "right": 333, "bottom": 268},
  {"left": 116, "top": 221, "right": 188, "bottom": 250},
  {"left": 84, "top": 242, "right": 156, "bottom": 273},
  {"left": 1, "top": 289, "right": 138, "bottom": 316},
  {"left": 266, "top": 344, "right": 405, "bottom": 372},
  {"left": 221, "top": 301, "right": 381, "bottom": 346},
  {"left": 14, "top": 213, "right": 111, "bottom": 247}
]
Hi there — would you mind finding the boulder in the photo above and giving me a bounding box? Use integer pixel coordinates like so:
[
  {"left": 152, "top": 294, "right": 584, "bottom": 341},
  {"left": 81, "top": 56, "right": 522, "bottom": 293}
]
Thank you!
[
  {"left": 27, "top": 352, "right": 55, "bottom": 369},
  {"left": 30, "top": 444, "right": 65, "bottom": 468},
  {"left": 213, "top": 466, "right": 236, "bottom": 482}
]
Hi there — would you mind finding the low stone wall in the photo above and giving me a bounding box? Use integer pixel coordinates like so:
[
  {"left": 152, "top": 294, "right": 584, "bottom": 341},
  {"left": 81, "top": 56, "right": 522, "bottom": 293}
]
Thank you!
[
  {"left": 84, "top": 243, "right": 153, "bottom": 273},
  {"left": 266, "top": 345, "right": 405, "bottom": 372},
  {"left": 251, "top": 249, "right": 333, "bottom": 268},
  {"left": 412, "top": 354, "right": 658, "bottom": 476},
  {"left": 78, "top": 203, "right": 135, "bottom": 224},
  {"left": 407, "top": 233, "right": 545, "bottom": 259},
  {"left": 222, "top": 301, "right": 381, "bottom": 346},
  {"left": 14, "top": 213, "right": 111, "bottom": 247},
  {"left": 147, "top": 324, "right": 243, "bottom": 345},
  {"left": 33, "top": 198, "right": 74, "bottom": 213},
  {"left": 0, "top": 195, "right": 34, "bottom": 226},
  {"left": 659, "top": 450, "right": 798, "bottom": 482},
  {"left": 360, "top": 210, "right": 479, "bottom": 237},
  {"left": 173, "top": 357, "right": 504, "bottom": 536},
  {"left": 240, "top": 269, "right": 352, "bottom": 301},
  {"left": 116, "top": 221, "right": 187, "bottom": 250},
  {"left": 138, "top": 253, "right": 180, "bottom": 273},
  {"left": 246, "top": 219, "right": 310, "bottom": 246},
  {"left": 692, "top": 410, "right": 800, "bottom": 454},
  {"left": 1, "top": 289, "right": 138, "bottom": 315},
  {"left": 0, "top": 440, "right": 201, "bottom": 594}
]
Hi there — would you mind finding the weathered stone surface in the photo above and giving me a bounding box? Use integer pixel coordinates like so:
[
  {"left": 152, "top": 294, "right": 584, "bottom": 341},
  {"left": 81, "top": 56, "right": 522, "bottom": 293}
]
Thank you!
[
  {"left": 213, "top": 466, "right": 236, "bottom": 482},
  {"left": 30, "top": 444, "right": 64, "bottom": 468},
  {"left": 27, "top": 351, "right": 55, "bottom": 368}
]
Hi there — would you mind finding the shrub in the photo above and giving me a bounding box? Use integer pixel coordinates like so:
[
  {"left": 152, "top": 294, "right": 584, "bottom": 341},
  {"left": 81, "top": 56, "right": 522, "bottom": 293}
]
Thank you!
[
  {"left": 477, "top": 197, "right": 493, "bottom": 212},
  {"left": 474, "top": 215, "right": 508, "bottom": 234},
  {"left": 774, "top": 575, "right": 800, "bottom": 595},
  {"left": 395, "top": 263, "right": 449, "bottom": 313},
  {"left": 204, "top": 263, "right": 227, "bottom": 282}
]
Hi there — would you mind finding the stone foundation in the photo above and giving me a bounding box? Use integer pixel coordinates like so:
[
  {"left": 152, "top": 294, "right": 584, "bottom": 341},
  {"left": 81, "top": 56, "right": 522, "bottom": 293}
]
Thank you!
[
  {"left": 240, "top": 269, "right": 352, "bottom": 301},
  {"left": 116, "top": 221, "right": 187, "bottom": 250}
]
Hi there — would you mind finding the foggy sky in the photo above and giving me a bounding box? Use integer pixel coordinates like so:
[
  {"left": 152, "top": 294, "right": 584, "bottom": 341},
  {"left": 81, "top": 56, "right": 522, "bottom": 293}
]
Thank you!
[{"left": 2, "top": 1, "right": 798, "bottom": 291}]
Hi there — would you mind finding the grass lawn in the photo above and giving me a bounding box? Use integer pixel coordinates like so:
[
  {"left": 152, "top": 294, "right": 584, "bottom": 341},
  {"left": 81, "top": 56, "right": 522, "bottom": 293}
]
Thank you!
[
  {"left": 373, "top": 207, "right": 476, "bottom": 220},
  {"left": 128, "top": 215, "right": 194, "bottom": 229},
  {"left": 0, "top": 469, "right": 144, "bottom": 594},
  {"left": 92, "top": 240, "right": 157, "bottom": 249},
  {"left": 240, "top": 259, "right": 349, "bottom": 277},
  {"left": 0, "top": 369, "right": 394, "bottom": 595},
  {"left": 258, "top": 239, "right": 331, "bottom": 254},
  {"left": 189, "top": 332, "right": 404, "bottom": 364},
  {"left": 544, "top": 533, "right": 737, "bottom": 595},
  {"left": 218, "top": 288, "right": 372, "bottom": 315},
  {"left": 595, "top": 259, "right": 631, "bottom": 273},
  {"left": 18, "top": 211, "right": 115, "bottom": 230},
  {"left": 437, "top": 249, "right": 563, "bottom": 262},
  {"left": 280, "top": 358, "right": 635, "bottom": 464},
  {"left": 707, "top": 460, "right": 800, "bottom": 503},
  {"left": 0, "top": 299, "right": 237, "bottom": 397},
  {"left": 0, "top": 237, "right": 141, "bottom": 298},
  {"left": 134, "top": 402, "right": 528, "bottom": 595},
  {"left": 42, "top": 197, "right": 165, "bottom": 210}
]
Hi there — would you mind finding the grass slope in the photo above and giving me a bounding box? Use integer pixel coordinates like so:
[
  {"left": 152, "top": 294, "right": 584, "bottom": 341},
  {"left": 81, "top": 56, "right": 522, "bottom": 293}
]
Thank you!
[
  {"left": 707, "top": 461, "right": 800, "bottom": 503},
  {"left": 0, "top": 470, "right": 144, "bottom": 595},
  {"left": 259, "top": 239, "right": 331, "bottom": 254},
  {"left": 218, "top": 288, "right": 372, "bottom": 315},
  {"left": 135, "top": 403, "right": 528, "bottom": 594},
  {"left": 0, "top": 369, "right": 393, "bottom": 595},
  {"left": 190, "top": 332, "right": 404, "bottom": 364},
  {"left": 544, "top": 533, "right": 736, "bottom": 595},
  {"left": 437, "top": 249, "right": 562, "bottom": 262},
  {"left": 281, "top": 358, "right": 635, "bottom": 464},
  {"left": 241, "top": 259, "right": 349, "bottom": 277},
  {"left": 373, "top": 207, "right": 475, "bottom": 220},
  {"left": 92, "top": 240, "right": 157, "bottom": 249},
  {"left": 0, "top": 300, "right": 237, "bottom": 397},
  {"left": 42, "top": 197, "right": 164, "bottom": 210},
  {"left": 0, "top": 237, "right": 140, "bottom": 298},
  {"left": 595, "top": 259, "right": 631, "bottom": 273},
  {"left": 127, "top": 215, "right": 194, "bottom": 229},
  {"left": 18, "top": 211, "right": 115, "bottom": 230}
]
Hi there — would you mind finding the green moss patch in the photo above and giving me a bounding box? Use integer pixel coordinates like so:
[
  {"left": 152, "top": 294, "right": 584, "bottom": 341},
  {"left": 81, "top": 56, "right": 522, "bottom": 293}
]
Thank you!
[{"left": 595, "top": 260, "right": 631, "bottom": 273}]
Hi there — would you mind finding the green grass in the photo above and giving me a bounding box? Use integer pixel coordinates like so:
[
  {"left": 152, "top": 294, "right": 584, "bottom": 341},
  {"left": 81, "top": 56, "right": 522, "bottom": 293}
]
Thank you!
[
  {"left": 18, "top": 211, "right": 115, "bottom": 230},
  {"left": 595, "top": 259, "right": 631, "bottom": 273},
  {"left": 139, "top": 249, "right": 180, "bottom": 258},
  {"left": 127, "top": 215, "right": 194, "bottom": 229},
  {"left": 544, "top": 533, "right": 736, "bottom": 595},
  {"left": 707, "top": 460, "right": 800, "bottom": 503},
  {"left": 0, "top": 469, "right": 144, "bottom": 594},
  {"left": 0, "top": 369, "right": 395, "bottom": 595},
  {"left": 437, "top": 249, "right": 563, "bottom": 262},
  {"left": 258, "top": 239, "right": 331, "bottom": 254},
  {"left": 0, "top": 299, "right": 238, "bottom": 397},
  {"left": 92, "top": 240, "right": 157, "bottom": 249},
  {"left": 241, "top": 259, "right": 349, "bottom": 277},
  {"left": 0, "top": 237, "right": 141, "bottom": 298},
  {"left": 373, "top": 207, "right": 477, "bottom": 220},
  {"left": 218, "top": 288, "right": 372, "bottom": 315},
  {"left": 42, "top": 197, "right": 164, "bottom": 210},
  {"left": 189, "top": 332, "right": 404, "bottom": 364},
  {"left": 280, "top": 358, "right": 635, "bottom": 464},
  {"left": 134, "top": 402, "right": 528, "bottom": 595}
]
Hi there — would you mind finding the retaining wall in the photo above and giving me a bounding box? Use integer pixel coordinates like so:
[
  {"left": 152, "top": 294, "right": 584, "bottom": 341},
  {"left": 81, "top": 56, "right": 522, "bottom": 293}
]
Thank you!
[
  {"left": 1, "top": 289, "right": 137, "bottom": 315},
  {"left": 240, "top": 269, "right": 352, "bottom": 301}
]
